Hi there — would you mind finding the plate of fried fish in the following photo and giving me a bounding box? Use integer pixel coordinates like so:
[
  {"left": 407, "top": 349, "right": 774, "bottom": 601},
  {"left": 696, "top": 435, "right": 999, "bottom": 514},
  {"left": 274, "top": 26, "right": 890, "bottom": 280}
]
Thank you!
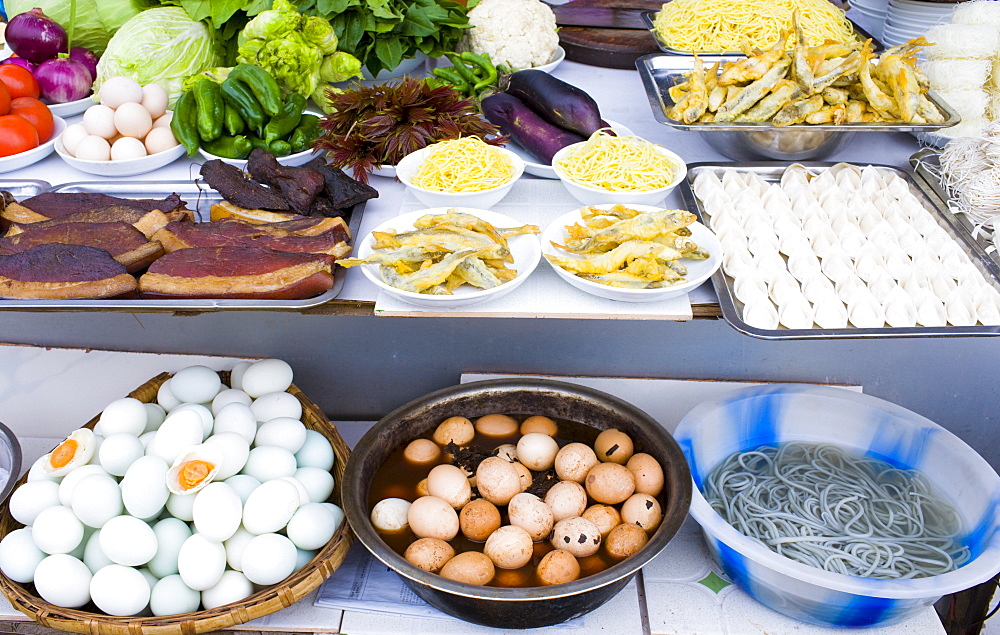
[
  {"left": 541, "top": 204, "right": 722, "bottom": 302},
  {"left": 340, "top": 207, "right": 542, "bottom": 308}
]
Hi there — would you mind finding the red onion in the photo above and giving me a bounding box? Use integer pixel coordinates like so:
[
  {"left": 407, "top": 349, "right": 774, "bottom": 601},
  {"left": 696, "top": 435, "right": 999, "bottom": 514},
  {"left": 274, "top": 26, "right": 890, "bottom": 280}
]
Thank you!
[
  {"left": 34, "top": 58, "right": 93, "bottom": 103},
  {"left": 69, "top": 47, "right": 99, "bottom": 83},
  {"left": 5, "top": 9, "right": 69, "bottom": 63},
  {"left": 0, "top": 57, "right": 37, "bottom": 73}
]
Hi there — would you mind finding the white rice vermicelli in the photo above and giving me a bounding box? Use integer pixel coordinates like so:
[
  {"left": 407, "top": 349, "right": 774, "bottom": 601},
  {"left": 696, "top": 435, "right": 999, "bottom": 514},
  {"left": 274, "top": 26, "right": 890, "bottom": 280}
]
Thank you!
[
  {"left": 922, "top": 59, "right": 992, "bottom": 92},
  {"left": 925, "top": 24, "right": 1000, "bottom": 60},
  {"left": 951, "top": 0, "right": 1000, "bottom": 27}
]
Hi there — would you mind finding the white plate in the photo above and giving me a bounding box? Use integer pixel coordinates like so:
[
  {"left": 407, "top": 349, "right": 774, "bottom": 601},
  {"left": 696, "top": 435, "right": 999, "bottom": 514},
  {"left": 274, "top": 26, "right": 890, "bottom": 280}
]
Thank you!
[
  {"left": 428, "top": 46, "right": 566, "bottom": 76},
  {"left": 55, "top": 134, "right": 186, "bottom": 177},
  {"left": 357, "top": 207, "right": 541, "bottom": 308},
  {"left": 0, "top": 116, "right": 66, "bottom": 174},
  {"left": 46, "top": 95, "right": 96, "bottom": 118},
  {"left": 511, "top": 120, "right": 635, "bottom": 180},
  {"left": 540, "top": 205, "right": 722, "bottom": 303},
  {"left": 369, "top": 164, "right": 397, "bottom": 178}
]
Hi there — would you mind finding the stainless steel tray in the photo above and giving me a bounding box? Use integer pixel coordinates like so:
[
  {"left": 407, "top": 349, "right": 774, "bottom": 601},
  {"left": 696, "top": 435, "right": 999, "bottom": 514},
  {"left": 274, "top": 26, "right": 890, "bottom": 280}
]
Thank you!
[
  {"left": 0, "top": 180, "right": 366, "bottom": 311},
  {"left": 0, "top": 179, "right": 51, "bottom": 199},
  {"left": 641, "top": 10, "right": 883, "bottom": 56},
  {"left": 679, "top": 161, "right": 1000, "bottom": 339}
]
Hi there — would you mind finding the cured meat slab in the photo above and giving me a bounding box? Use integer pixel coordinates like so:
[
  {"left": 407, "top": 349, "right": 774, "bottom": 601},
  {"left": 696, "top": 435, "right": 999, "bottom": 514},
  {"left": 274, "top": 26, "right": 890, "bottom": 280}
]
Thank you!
[{"left": 0, "top": 244, "right": 138, "bottom": 299}]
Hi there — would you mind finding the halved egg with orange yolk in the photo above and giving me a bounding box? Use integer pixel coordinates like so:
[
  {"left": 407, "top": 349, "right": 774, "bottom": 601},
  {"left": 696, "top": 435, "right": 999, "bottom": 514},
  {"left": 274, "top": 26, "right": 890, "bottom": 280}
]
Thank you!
[
  {"left": 42, "top": 429, "right": 96, "bottom": 477},
  {"left": 166, "top": 444, "right": 223, "bottom": 495}
]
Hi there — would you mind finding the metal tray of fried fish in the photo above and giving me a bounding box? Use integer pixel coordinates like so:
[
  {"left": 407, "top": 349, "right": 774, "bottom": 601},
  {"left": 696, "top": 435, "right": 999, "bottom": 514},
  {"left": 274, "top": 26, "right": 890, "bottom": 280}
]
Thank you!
[
  {"left": 0, "top": 180, "right": 365, "bottom": 311},
  {"left": 680, "top": 161, "right": 1000, "bottom": 339},
  {"left": 641, "top": 11, "right": 884, "bottom": 56},
  {"left": 637, "top": 54, "right": 962, "bottom": 133}
]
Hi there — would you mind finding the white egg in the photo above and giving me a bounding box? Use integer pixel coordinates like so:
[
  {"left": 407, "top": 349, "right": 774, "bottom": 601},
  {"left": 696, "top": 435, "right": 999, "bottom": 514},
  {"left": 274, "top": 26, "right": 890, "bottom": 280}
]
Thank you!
[
  {"left": 83, "top": 530, "right": 113, "bottom": 573},
  {"left": 224, "top": 474, "right": 261, "bottom": 504},
  {"left": 140, "top": 83, "right": 169, "bottom": 119},
  {"left": 242, "top": 445, "right": 297, "bottom": 482},
  {"left": 98, "top": 397, "right": 148, "bottom": 436},
  {"left": 171, "top": 403, "right": 213, "bottom": 439},
  {"left": 68, "top": 528, "right": 90, "bottom": 560},
  {"left": 82, "top": 105, "right": 117, "bottom": 139},
  {"left": 73, "top": 134, "right": 112, "bottom": 160},
  {"left": 143, "top": 403, "right": 167, "bottom": 432},
  {"left": 147, "top": 517, "right": 192, "bottom": 579},
  {"left": 204, "top": 431, "right": 250, "bottom": 479},
  {"left": 296, "top": 548, "right": 318, "bottom": 569},
  {"left": 139, "top": 430, "right": 156, "bottom": 449},
  {"left": 90, "top": 564, "right": 151, "bottom": 616},
  {"left": 71, "top": 473, "right": 123, "bottom": 528},
  {"left": 211, "top": 388, "right": 252, "bottom": 415},
  {"left": 242, "top": 478, "right": 300, "bottom": 535},
  {"left": 171, "top": 365, "right": 223, "bottom": 404},
  {"left": 8, "top": 480, "right": 61, "bottom": 525},
  {"left": 224, "top": 526, "right": 255, "bottom": 571},
  {"left": 150, "top": 574, "right": 201, "bottom": 616},
  {"left": 100, "top": 515, "right": 157, "bottom": 566},
  {"left": 61, "top": 122, "right": 90, "bottom": 156},
  {"left": 157, "top": 378, "right": 182, "bottom": 412},
  {"left": 33, "top": 554, "right": 92, "bottom": 607},
  {"left": 322, "top": 503, "right": 345, "bottom": 535},
  {"left": 201, "top": 570, "right": 253, "bottom": 609},
  {"left": 229, "top": 361, "right": 253, "bottom": 391},
  {"left": 26, "top": 455, "right": 61, "bottom": 483},
  {"left": 193, "top": 482, "right": 243, "bottom": 542},
  {"left": 279, "top": 476, "right": 310, "bottom": 506},
  {"left": 149, "top": 409, "right": 204, "bottom": 464},
  {"left": 100, "top": 76, "right": 144, "bottom": 109},
  {"left": 240, "top": 533, "right": 297, "bottom": 585},
  {"left": 58, "top": 463, "right": 108, "bottom": 505},
  {"left": 98, "top": 432, "right": 145, "bottom": 477},
  {"left": 177, "top": 534, "right": 226, "bottom": 591},
  {"left": 144, "top": 126, "right": 178, "bottom": 155},
  {"left": 33, "top": 506, "right": 84, "bottom": 554},
  {"left": 293, "top": 466, "right": 335, "bottom": 503},
  {"left": 110, "top": 136, "right": 147, "bottom": 161},
  {"left": 213, "top": 402, "right": 257, "bottom": 443},
  {"left": 44, "top": 428, "right": 97, "bottom": 478},
  {"left": 295, "top": 430, "right": 335, "bottom": 471},
  {"left": 286, "top": 502, "right": 338, "bottom": 550},
  {"left": 240, "top": 359, "right": 294, "bottom": 398},
  {"left": 254, "top": 417, "right": 307, "bottom": 454},
  {"left": 121, "top": 455, "right": 169, "bottom": 519},
  {"left": 0, "top": 528, "right": 46, "bottom": 583},
  {"left": 250, "top": 391, "right": 302, "bottom": 422},
  {"left": 166, "top": 491, "right": 196, "bottom": 521}
]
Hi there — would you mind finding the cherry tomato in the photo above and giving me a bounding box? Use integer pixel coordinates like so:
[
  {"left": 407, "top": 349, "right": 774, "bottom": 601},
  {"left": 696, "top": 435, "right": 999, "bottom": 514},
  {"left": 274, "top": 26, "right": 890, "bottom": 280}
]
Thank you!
[
  {"left": 0, "top": 115, "right": 40, "bottom": 157},
  {"left": 0, "top": 82, "right": 9, "bottom": 116},
  {"left": 9, "top": 97, "right": 54, "bottom": 142},
  {"left": 0, "top": 65, "right": 41, "bottom": 100}
]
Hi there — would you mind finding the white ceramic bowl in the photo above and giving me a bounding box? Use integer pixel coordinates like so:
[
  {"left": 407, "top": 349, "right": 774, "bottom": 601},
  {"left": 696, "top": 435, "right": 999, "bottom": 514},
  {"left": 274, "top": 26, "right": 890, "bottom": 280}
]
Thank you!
[
  {"left": 199, "top": 146, "right": 322, "bottom": 168},
  {"left": 55, "top": 129, "right": 186, "bottom": 177},
  {"left": 551, "top": 141, "right": 687, "bottom": 206},
  {"left": 357, "top": 207, "right": 541, "bottom": 308},
  {"left": 0, "top": 116, "right": 66, "bottom": 174},
  {"left": 46, "top": 95, "right": 96, "bottom": 118},
  {"left": 540, "top": 204, "right": 722, "bottom": 302},
  {"left": 531, "top": 46, "right": 566, "bottom": 74},
  {"left": 509, "top": 120, "right": 634, "bottom": 180},
  {"left": 674, "top": 384, "right": 1000, "bottom": 628},
  {"left": 396, "top": 143, "right": 525, "bottom": 209}
]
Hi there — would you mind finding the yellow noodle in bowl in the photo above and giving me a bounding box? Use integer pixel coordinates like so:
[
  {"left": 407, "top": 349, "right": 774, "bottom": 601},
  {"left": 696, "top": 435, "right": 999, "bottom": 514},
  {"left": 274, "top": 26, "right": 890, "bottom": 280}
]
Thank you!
[
  {"left": 553, "top": 131, "right": 682, "bottom": 193},
  {"left": 411, "top": 137, "right": 515, "bottom": 193}
]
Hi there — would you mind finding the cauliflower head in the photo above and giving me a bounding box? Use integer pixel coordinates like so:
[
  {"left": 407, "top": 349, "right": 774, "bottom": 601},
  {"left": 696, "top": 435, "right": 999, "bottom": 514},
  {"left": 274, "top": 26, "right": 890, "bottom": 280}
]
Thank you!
[{"left": 457, "top": 0, "right": 560, "bottom": 71}]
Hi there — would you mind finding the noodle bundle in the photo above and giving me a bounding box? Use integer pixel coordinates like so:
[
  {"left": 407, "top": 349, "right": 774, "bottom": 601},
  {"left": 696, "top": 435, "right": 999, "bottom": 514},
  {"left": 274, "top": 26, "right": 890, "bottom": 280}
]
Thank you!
[
  {"left": 411, "top": 137, "right": 514, "bottom": 193},
  {"left": 555, "top": 131, "right": 679, "bottom": 192}
]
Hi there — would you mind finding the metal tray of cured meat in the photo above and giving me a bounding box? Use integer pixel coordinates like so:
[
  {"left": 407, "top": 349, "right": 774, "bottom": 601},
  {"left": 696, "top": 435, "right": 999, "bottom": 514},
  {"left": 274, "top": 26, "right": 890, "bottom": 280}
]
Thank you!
[
  {"left": 641, "top": 10, "right": 884, "bottom": 56},
  {"left": 0, "top": 179, "right": 51, "bottom": 200},
  {"left": 0, "top": 180, "right": 366, "bottom": 311},
  {"left": 679, "top": 161, "right": 1000, "bottom": 339}
]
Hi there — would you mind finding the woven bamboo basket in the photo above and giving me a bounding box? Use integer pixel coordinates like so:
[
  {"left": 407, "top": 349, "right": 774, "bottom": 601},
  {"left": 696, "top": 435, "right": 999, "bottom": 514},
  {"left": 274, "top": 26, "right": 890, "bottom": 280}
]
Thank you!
[{"left": 0, "top": 370, "right": 353, "bottom": 635}]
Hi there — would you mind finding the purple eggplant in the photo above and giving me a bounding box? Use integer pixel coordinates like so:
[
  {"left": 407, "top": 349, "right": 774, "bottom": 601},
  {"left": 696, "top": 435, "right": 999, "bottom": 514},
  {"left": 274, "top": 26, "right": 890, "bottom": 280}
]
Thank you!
[
  {"left": 502, "top": 69, "right": 608, "bottom": 138},
  {"left": 481, "top": 92, "right": 585, "bottom": 164}
]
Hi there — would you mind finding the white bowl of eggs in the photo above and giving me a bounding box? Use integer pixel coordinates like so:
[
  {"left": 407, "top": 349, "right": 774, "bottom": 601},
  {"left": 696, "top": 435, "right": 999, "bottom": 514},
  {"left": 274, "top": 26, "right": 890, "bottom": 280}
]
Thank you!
[{"left": 55, "top": 77, "right": 185, "bottom": 177}]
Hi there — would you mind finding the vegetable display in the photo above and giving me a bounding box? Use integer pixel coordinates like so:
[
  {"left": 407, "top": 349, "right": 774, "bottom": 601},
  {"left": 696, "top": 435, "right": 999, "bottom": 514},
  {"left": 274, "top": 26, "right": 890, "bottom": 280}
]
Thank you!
[
  {"left": 456, "top": 0, "right": 560, "bottom": 72},
  {"left": 235, "top": 0, "right": 362, "bottom": 106},
  {"left": 0, "top": 67, "right": 54, "bottom": 157},
  {"left": 428, "top": 51, "right": 502, "bottom": 98},
  {"left": 3, "top": 9, "right": 98, "bottom": 104},
  {"left": 3, "top": 0, "right": 149, "bottom": 56}
]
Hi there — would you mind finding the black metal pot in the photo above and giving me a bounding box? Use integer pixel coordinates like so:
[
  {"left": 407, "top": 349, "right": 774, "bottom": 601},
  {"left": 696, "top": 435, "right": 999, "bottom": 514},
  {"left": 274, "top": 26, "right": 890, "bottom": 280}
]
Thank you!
[{"left": 341, "top": 378, "right": 692, "bottom": 629}]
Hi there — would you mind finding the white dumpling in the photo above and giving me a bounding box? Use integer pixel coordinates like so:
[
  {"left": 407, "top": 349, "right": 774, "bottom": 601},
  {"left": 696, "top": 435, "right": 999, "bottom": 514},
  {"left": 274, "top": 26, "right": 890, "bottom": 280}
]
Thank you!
[
  {"left": 939, "top": 243, "right": 972, "bottom": 279},
  {"left": 700, "top": 187, "right": 732, "bottom": 214},
  {"left": 742, "top": 298, "right": 780, "bottom": 330},
  {"left": 944, "top": 288, "right": 978, "bottom": 326},
  {"left": 744, "top": 173, "right": 770, "bottom": 197},
  {"left": 733, "top": 199, "right": 761, "bottom": 227},
  {"left": 858, "top": 209, "right": 884, "bottom": 235},
  {"left": 847, "top": 289, "right": 886, "bottom": 328},
  {"left": 810, "top": 169, "right": 837, "bottom": 193},
  {"left": 835, "top": 166, "right": 862, "bottom": 190},
  {"left": 911, "top": 249, "right": 942, "bottom": 276},
  {"left": 923, "top": 226, "right": 953, "bottom": 252},
  {"left": 914, "top": 289, "right": 948, "bottom": 327},
  {"left": 780, "top": 164, "right": 811, "bottom": 192},
  {"left": 761, "top": 184, "right": 792, "bottom": 211},
  {"left": 752, "top": 252, "right": 788, "bottom": 283},
  {"left": 882, "top": 247, "right": 913, "bottom": 281},
  {"left": 836, "top": 273, "right": 867, "bottom": 304},
  {"left": 733, "top": 273, "right": 769, "bottom": 305},
  {"left": 867, "top": 191, "right": 894, "bottom": 218},
  {"left": 809, "top": 227, "right": 839, "bottom": 258},
  {"left": 974, "top": 286, "right": 1000, "bottom": 325},
  {"left": 929, "top": 269, "right": 958, "bottom": 299},
  {"left": 897, "top": 227, "right": 926, "bottom": 256},
  {"left": 768, "top": 271, "right": 803, "bottom": 306},
  {"left": 720, "top": 231, "right": 749, "bottom": 257},
  {"left": 885, "top": 173, "right": 912, "bottom": 199},
  {"left": 898, "top": 270, "right": 927, "bottom": 296},
  {"left": 801, "top": 274, "right": 837, "bottom": 304},
  {"left": 692, "top": 171, "right": 724, "bottom": 200},
  {"left": 778, "top": 296, "right": 815, "bottom": 330},
  {"left": 790, "top": 190, "right": 818, "bottom": 218},
  {"left": 721, "top": 169, "right": 748, "bottom": 197},
  {"left": 812, "top": 293, "right": 849, "bottom": 329},
  {"left": 822, "top": 250, "right": 856, "bottom": 284},
  {"left": 747, "top": 224, "right": 780, "bottom": 256},
  {"left": 827, "top": 209, "right": 853, "bottom": 235},
  {"left": 839, "top": 225, "right": 867, "bottom": 255},
  {"left": 779, "top": 231, "right": 811, "bottom": 258},
  {"left": 868, "top": 222, "right": 900, "bottom": 252},
  {"left": 723, "top": 246, "right": 754, "bottom": 278},
  {"left": 882, "top": 286, "right": 917, "bottom": 328},
  {"left": 867, "top": 269, "right": 897, "bottom": 304},
  {"left": 772, "top": 214, "right": 802, "bottom": 239},
  {"left": 787, "top": 250, "right": 823, "bottom": 283},
  {"left": 854, "top": 246, "right": 886, "bottom": 283},
  {"left": 860, "top": 165, "right": 886, "bottom": 196}
]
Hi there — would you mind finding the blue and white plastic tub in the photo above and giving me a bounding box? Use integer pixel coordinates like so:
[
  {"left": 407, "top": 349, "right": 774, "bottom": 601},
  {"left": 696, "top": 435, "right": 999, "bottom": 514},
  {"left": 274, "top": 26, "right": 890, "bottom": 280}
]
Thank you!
[{"left": 673, "top": 384, "right": 1000, "bottom": 628}]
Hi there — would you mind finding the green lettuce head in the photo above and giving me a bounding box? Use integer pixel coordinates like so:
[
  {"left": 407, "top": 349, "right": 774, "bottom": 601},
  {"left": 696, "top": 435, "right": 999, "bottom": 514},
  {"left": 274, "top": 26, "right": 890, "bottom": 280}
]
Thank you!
[{"left": 4, "top": 0, "right": 151, "bottom": 56}]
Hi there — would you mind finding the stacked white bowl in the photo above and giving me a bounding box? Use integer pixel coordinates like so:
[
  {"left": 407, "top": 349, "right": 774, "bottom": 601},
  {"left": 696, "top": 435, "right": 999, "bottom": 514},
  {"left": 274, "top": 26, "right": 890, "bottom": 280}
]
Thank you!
[
  {"left": 850, "top": 0, "right": 890, "bottom": 39},
  {"left": 881, "top": 0, "right": 955, "bottom": 47}
]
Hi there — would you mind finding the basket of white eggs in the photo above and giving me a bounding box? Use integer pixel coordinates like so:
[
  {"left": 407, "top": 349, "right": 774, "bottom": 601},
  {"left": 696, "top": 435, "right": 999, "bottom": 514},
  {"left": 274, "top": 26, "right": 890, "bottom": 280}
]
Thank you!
[{"left": 0, "top": 359, "right": 352, "bottom": 635}]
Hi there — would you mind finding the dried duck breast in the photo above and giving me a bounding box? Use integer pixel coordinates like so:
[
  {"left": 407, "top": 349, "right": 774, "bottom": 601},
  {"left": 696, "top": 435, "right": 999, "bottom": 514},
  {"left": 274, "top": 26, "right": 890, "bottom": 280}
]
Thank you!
[
  {"left": 5, "top": 206, "right": 171, "bottom": 239},
  {"left": 2, "top": 192, "right": 190, "bottom": 227},
  {"left": 0, "top": 243, "right": 138, "bottom": 299},
  {"left": 152, "top": 220, "right": 350, "bottom": 259},
  {"left": 139, "top": 246, "right": 334, "bottom": 300},
  {"left": 200, "top": 160, "right": 290, "bottom": 212},
  {"left": 0, "top": 221, "right": 164, "bottom": 273}
]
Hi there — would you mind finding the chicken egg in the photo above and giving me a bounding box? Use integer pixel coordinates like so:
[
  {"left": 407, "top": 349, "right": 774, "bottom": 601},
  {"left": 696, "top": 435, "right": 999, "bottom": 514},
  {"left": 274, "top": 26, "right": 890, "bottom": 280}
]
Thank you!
[
  {"left": 484, "top": 525, "right": 533, "bottom": 569},
  {"left": 582, "top": 504, "right": 621, "bottom": 538},
  {"left": 73, "top": 135, "right": 111, "bottom": 162},
  {"left": 110, "top": 136, "right": 147, "bottom": 161},
  {"left": 371, "top": 497, "right": 411, "bottom": 534},
  {"left": 544, "top": 480, "right": 588, "bottom": 522},
  {"left": 439, "top": 551, "right": 494, "bottom": 586},
  {"left": 121, "top": 455, "right": 169, "bottom": 519},
  {"left": 0, "top": 528, "right": 46, "bottom": 583},
  {"left": 202, "top": 570, "right": 253, "bottom": 609},
  {"left": 250, "top": 391, "right": 302, "bottom": 422},
  {"left": 476, "top": 456, "right": 521, "bottom": 506},
  {"left": 61, "top": 122, "right": 89, "bottom": 156},
  {"left": 242, "top": 478, "right": 300, "bottom": 534},
  {"left": 147, "top": 517, "right": 191, "bottom": 578},
  {"left": 100, "top": 515, "right": 157, "bottom": 566},
  {"left": 43, "top": 428, "right": 96, "bottom": 477},
  {"left": 242, "top": 444, "right": 297, "bottom": 482},
  {"left": 100, "top": 76, "right": 144, "bottom": 109},
  {"left": 626, "top": 453, "right": 665, "bottom": 496},
  {"left": 98, "top": 432, "right": 145, "bottom": 477},
  {"left": 150, "top": 574, "right": 200, "bottom": 616},
  {"left": 427, "top": 464, "right": 472, "bottom": 509},
  {"left": 167, "top": 443, "right": 223, "bottom": 495},
  {"left": 550, "top": 517, "right": 602, "bottom": 557},
  {"left": 98, "top": 397, "right": 148, "bottom": 436},
  {"left": 594, "top": 428, "right": 634, "bottom": 464},
  {"left": 585, "top": 462, "right": 636, "bottom": 504},
  {"left": 204, "top": 431, "right": 250, "bottom": 479},
  {"left": 407, "top": 495, "right": 459, "bottom": 540},
  {"left": 605, "top": 523, "right": 648, "bottom": 559},
  {"left": 474, "top": 413, "right": 518, "bottom": 437},
  {"left": 554, "top": 442, "right": 599, "bottom": 483},
  {"left": 516, "top": 432, "right": 559, "bottom": 471},
  {"left": 432, "top": 416, "right": 474, "bottom": 446},
  {"left": 240, "top": 359, "right": 294, "bottom": 397},
  {"left": 255, "top": 417, "right": 307, "bottom": 453},
  {"left": 286, "top": 502, "right": 339, "bottom": 550},
  {"left": 294, "top": 466, "right": 335, "bottom": 503},
  {"left": 90, "top": 564, "right": 150, "bottom": 616},
  {"left": 507, "top": 492, "right": 554, "bottom": 541},
  {"left": 171, "top": 365, "right": 223, "bottom": 404},
  {"left": 33, "top": 505, "right": 85, "bottom": 554},
  {"left": 520, "top": 415, "right": 558, "bottom": 437},
  {"left": 33, "top": 554, "right": 92, "bottom": 607},
  {"left": 152, "top": 112, "right": 173, "bottom": 129},
  {"left": 536, "top": 549, "right": 580, "bottom": 585},
  {"left": 223, "top": 527, "right": 255, "bottom": 571},
  {"left": 459, "top": 498, "right": 501, "bottom": 541},
  {"left": 8, "top": 480, "right": 61, "bottom": 525},
  {"left": 621, "top": 493, "right": 662, "bottom": 533},
  {"left": 510, "top": 461, "right": 532, "bottom": 492},
  {"left": 213, "top": 402, "right": 257, "bottom": 443},
  {"left": 71, "top": 473, "right": 123, "bottom": 528},
  {"left": 241, "top": 533, "right": 297, "bottom": 585},
  {"left": 178, "top": 534, "right": 227, "bottom": 591},
  {"left": 493, "top": 443, "right": 517, "bottom": 461},
  {"left": 403, "top": 438, "right": 440, "bottom": 464},
  {"left": 404, "top": 537, "right": 454, "bottom": 572},
  {"left": 193, "top": 482, "right": 243, "bottom": 542},
  {"left": 294, "top": 430, "right": 335, "bottom": 470},
  {"left": 140, "top": 83, "right": 169, "bottom": 119},
  {"left": 82, "top": 105, "right": 117, "bottom": 139}
]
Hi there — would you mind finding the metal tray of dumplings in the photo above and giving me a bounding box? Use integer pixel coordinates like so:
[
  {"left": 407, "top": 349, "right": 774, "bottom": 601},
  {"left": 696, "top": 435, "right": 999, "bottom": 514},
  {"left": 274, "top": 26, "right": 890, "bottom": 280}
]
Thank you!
[
  {"left": 679, "top": 161, "right": 1000, "bottom": 339},
  {"left": 0, "top": 180, "right": 366, "bottom": 311}
]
